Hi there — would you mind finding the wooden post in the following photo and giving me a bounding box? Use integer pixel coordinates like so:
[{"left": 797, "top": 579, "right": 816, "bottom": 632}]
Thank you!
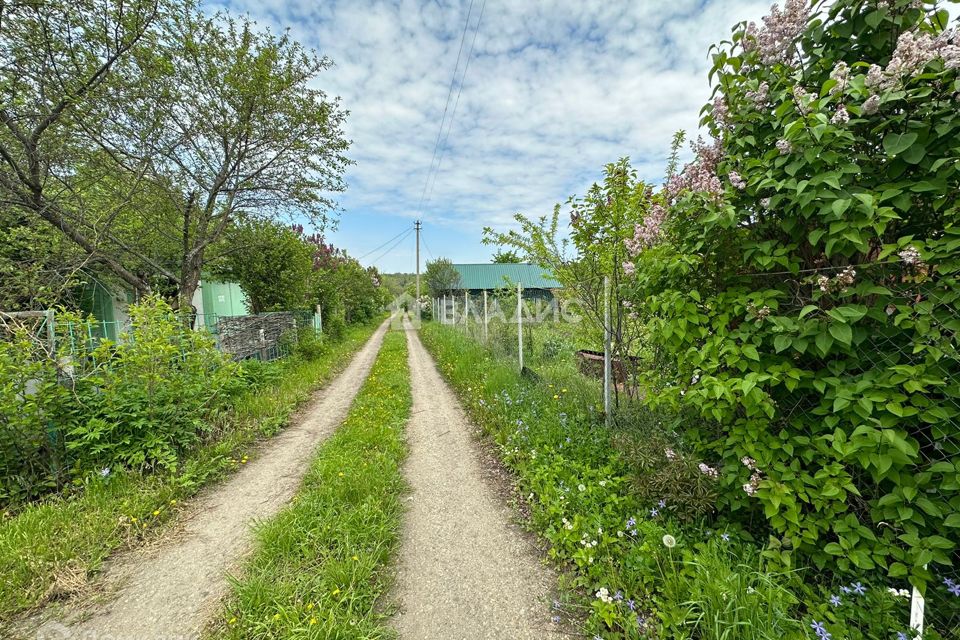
[
  {"left": 483, "top": 290, "right": 488, "bottom": 343},
  {"left": 517, "top": 281, "right": 523, "bottom": 371},
  {"left": 603, "top": 276, "right": 612, "bottom": 426},
  {"left": 464, "top": 291, "right": 469, "bottom": 330}
]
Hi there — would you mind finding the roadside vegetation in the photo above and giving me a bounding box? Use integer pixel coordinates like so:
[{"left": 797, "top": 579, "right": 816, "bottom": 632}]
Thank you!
[
  {"left": 211, "top": 329, "right": 410, "bottom": 640},
  {"left": 0, "top": 311, "right": 383, "bottom": 622}
]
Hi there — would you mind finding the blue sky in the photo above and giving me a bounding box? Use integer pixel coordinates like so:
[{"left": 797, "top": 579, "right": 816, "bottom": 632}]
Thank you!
[{"left": 218, "top": 0, "right": 778, "bottom": 273}]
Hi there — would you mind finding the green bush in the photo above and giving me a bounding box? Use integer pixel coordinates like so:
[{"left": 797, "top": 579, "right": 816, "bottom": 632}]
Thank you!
[
  {"left": 63, "top": 297, "right": 237, "bottom": 473},
  {"left": 625, "top": 0, "right": 960, "bottom": 586}
]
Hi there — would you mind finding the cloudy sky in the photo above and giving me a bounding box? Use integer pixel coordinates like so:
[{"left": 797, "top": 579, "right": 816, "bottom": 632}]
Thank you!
[{"left": 219, "top": 0, "right": 774, "bottom": 273}]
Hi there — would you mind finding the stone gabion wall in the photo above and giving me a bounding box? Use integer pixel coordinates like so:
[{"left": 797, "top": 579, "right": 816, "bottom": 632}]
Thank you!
[{"left": 215, "top": 312, "right": 297, "bottom": 360}]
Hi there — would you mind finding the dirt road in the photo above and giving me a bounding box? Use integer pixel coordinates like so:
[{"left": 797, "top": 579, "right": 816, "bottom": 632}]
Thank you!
[{"left": 393, "top": 322, "right": 562, "bottom": 640}]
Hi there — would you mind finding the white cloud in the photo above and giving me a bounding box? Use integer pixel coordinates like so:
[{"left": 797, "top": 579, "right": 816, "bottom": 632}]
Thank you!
[{"left": 219, "top": 0, "right": 773, "bottom": 239}]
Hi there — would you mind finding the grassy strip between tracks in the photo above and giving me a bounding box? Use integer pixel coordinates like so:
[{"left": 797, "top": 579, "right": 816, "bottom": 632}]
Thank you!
[{"left": 210, "top": 328, "right": 411, "bottom": 640}]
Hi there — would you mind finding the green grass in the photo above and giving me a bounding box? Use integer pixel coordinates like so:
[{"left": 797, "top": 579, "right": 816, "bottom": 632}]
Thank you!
[
  {"left": 0, "top": 318, "right": 384, "bottom": 623},
  {"left": 210, "top": 328, "right": 410, "bottom": 640}
]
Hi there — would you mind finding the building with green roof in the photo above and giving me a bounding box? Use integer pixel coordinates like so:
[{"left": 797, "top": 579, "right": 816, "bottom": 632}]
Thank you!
[{"left": 450, "top": 263, "right": 562, "bottom": 301}]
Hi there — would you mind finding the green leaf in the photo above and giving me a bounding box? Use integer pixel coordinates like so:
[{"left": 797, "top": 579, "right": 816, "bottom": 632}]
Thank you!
[
  {"left": 882, "top": 132, "right": 918, "bottom": 157},
  {"left": 829, "top": 323, "right": 852, "bottom": 346}
]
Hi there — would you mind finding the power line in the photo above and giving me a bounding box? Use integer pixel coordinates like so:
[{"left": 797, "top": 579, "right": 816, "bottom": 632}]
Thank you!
[
  {"left": 415, "top": 0, "right": 476, "bottom": 218},
  {"left": 357, "top": 227, "right": 414, "bottom": 260},
  {"left": 368, "top": 227, "right": 414, "bottom": 266},
  {"left": 423, "top": 0, "right": 487, "bottom": 209}
]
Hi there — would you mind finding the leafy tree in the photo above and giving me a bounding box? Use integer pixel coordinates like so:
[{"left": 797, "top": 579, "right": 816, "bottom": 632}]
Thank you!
[
  {"left": 424, "top": 258, "right": 461, "bottom": 298},
  {"left": 212, "top": 220, "right": 313, "bottom": 314},
  {"left": 0, "top": 0, "right": 175, "bottom": 293},
  {"left": 140, "top": 9, "right": 351, "bottom": 310},
  {"left": 491, "top": 249, "right": 522, "bottom": 263}
]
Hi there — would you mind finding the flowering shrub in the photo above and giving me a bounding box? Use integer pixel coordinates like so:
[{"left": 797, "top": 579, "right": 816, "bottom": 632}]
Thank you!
[{"left": 624, "top": 0, "right": 960, "bottom": 590}]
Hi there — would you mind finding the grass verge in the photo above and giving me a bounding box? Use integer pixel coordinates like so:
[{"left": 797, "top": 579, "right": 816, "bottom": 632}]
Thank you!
[
  {"left": 209, "top": 328, "right": 410, "bottom": 640},
  {"left": 0, "top": 318, "right": 384, "bottom": 623}
]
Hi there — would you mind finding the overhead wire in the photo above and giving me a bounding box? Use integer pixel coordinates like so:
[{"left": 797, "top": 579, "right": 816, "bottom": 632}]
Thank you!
[
  {"left": 357, "top": 227, "right": 414, "bottom": 261},
  {"left": 422, "top": 0, "right": 487, "bottom": 209},
  {"left": 367, "top": 227, "right": 414, "bottom": 266},
  {"left": 414, "top": 0, "right": 476, "bottom": 218}
]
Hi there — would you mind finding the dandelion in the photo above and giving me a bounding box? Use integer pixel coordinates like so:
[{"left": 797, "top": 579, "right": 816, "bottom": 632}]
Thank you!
[{"left": 662, "top": 534, "right": 677, "bottom": 548}]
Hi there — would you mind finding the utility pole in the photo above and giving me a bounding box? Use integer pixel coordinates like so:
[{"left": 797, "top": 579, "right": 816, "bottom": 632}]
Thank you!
[{"left": 414, "top": 220, "right": 422, "bottom": 323}]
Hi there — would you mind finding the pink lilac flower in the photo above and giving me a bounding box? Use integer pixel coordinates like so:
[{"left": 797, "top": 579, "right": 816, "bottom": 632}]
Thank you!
[
  {"left": 712, "top": 95, "right": 730, "bottom": 128},
  {"left": 792, "top": 85, "right": 812, "bottom": 114},
  {"left": 741, "top": 456, "right": 757, "bottom": 470},
  {"left": 871, "top": 29, "right": 960, "bottom": 90},
  {"left": 622, "top": 261, "right": 636, "bottom": 276},
  {"left": 831, "top": 105, "right": 849, "bottom": 125},
  {"left": 729, "top": 171, "right": 746, "bottom": 190},
  {"left": 776, "top": 138, "right": 792, "bottom": 155},
  {"left": 829, "top": 61, "right": 849, "bottom": 94},
  {"left": 698, "top": 463, "right": 719, "bottom": 479},
  {"left": 861, "top": 94, "right": 880, "bottom": 115},
  {"left": 742, "top": 0, "right": 811, "bottom": 66},
  {"left": 625, "top": 203, "right": 669, "bottom": 255},
  {"left": 662, "top": 137, "right": 724, "bottom": 203},
  {"left": 899, "top": 246, "right": 923, "bottom": 266},
  {"left": 745, "top": 81, "right": 769, "bottom": 106}
]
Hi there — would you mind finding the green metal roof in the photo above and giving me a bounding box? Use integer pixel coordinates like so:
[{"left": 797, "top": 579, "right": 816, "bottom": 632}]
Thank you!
[{"left": 450, "top": 263, "right": 562, "bottom": 290}]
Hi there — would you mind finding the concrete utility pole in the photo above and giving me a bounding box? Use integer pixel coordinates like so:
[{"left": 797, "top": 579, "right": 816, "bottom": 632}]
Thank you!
[{"left": 414, "top": 220, "right": 422, "bottom": 323}]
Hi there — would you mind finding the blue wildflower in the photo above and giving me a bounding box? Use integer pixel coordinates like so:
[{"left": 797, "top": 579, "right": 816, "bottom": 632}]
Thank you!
[
  {"left": 551, "top": 615, "right": 560, "bottom": 624},
  {"left": 829, "top": 594, "right": 841, "bottom": 607},
  {"left": 650, "top": 508, "right": 659, "bottom": 517},
  {"left": 626, "top": 517, "right": 636, "bottom": 528},
  {"left": 721, "top": 533, "right": 731, "bottom": 542},
  {"left": 613, "top": 590, "right": 623, "bottom": 601},
  {"left": 897, "top": 633, "right": 909, "bottom": 640},
  {"left": 627, "top": 599, "right": 636, "bottom": 611},
  {"left": 948, "top": 582, "right": 960, "bottom": 597},
  {"left": 851, "top": 582, "right": 866, "bottom": 595},
  {"left": 839, "top": 586, "right": 851, "bottom": 594},
  {"left": 658, "top": 499, "right": 667, "bottom": 508},
  {"left": 810, "top": 621, "right": 831, "bottom": 640}
]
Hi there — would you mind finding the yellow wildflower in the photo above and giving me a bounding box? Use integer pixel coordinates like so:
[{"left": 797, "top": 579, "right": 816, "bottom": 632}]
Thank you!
[
  {"left": 309, "top": 618, "right": 317, "bottom": 625},
  {"left": 332, "top": 588, "right": 341, "bottom": 596},
  {"left": 273, "top": 613, "right": 280, "bottom": 620},
  {"left": 152, "top": 510, "right": 160, "bottom": 516},
  {"left": 228, "top": 617, "right": 237, "bottom": 625}
]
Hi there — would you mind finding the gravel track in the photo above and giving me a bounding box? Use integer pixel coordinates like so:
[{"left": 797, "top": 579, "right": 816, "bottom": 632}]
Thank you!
[
  {"left": 393, "top": 322, "right": 562, "bottom": 640},
  {"left": 21, "top": 319, "right": 390, "bottom": 640}
]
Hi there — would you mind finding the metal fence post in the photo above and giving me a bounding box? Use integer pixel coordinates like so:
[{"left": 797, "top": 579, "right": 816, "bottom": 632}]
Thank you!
[
  {"left": 603, "top": 275, "right": 612, "bottom": 426},
  {"left": 910, "top": 581, "right": 925, "bottom": 636},
  {"left": 464, "top": 291, "right": 468, "bottom": 331},
  {"left": 517, "top": 281, "right": 523, "bottom": 371},
  {"left": 483, "top": 290, "right": 488, "bottom": 343}
]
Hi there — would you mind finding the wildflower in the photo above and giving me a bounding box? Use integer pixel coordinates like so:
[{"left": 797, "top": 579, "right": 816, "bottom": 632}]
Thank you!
[
  {"left": 946, "top": 579, "right": 960, "bottom": 597},
  {"left": 627, "top": 599, "right": 636, "bottom": 611},
  {"left": 664, "top": 448, "right": 677, "bottom": 460},
  {"left": 596, "top": 587, "right": 613, "bottom": 603},
  {"left": 840, "top": 585, "right": 851, "bottom": 594},
  {"left": 578, "top": 483, "right": 586, "bottom": 492},
  {"left": 728, "top": 171, "right": 746, "bottom": 190},
  {"left": 169, "top": 500, "right": 176, "bottom": 505},
  {"left": 810, "top": 620, "right": 831, "bottom": 640},
  {"left": 99, "top": 467, "right": 111, "bottom": 477},
  {"left": 307, "top": 603, "right": 314, "bottom": 610},
  {"left": 273, "top": 614, "right": 281, "bottom": 620},
  {"left": 551, "top": 615, "right": 561, "bottom": 624},
  {"left": 698, "top": 463, "right": 719, "bottom": 479},
  {"left": 830, "top": 105, "right": 849, "bottom": 125},
  {"left": 662, "top": 534, "right": 677, "bottom": 548},
  {"left": 776, "top": 138, "right": 792, "bottom": 155},
  {"left": 650, "top": 507, "right": 659, "bottom": 517},
  {"left": 310, "top": 618, "right": 317, "bottom": 625},
  {"left": 552, "top": 600, "right": 561, "bottom": 610},
  {"left": 614, "top": 590, "right": 623, "bottom": 601},
  {"left": 862, "top": 94, "right": 880, "bottom": 115},
  {"left": 830, "top": 594, "right": 841, "bottom": 607},
  {"left": 153, "top": 510, "right": 160, "bottom": 516},
  {"left": 851, "top": 582, "right": 866, "bottom": 595},
  {"left": 888, "top": 587, "right": 910, "bottom": 598},
  {"left": 228, "top": 617, "right": 237, "bottom": 624},
  {"left": 658, "top": 499, "right": 667, "bottom": 509},
  {"left": 626, "top": 516, "right": 636, "bottom": 528},
  {"left": 897, "top": 633, "right": 909, "bottom": 640},
  {"left": 721, "top": 533, "right": 731, "bottom": 542}
]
